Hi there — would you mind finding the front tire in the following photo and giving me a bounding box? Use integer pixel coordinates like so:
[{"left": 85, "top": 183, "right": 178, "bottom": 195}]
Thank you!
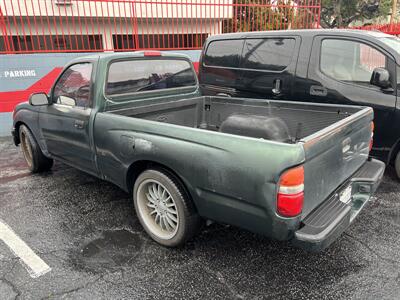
[
  {"left": 133, "top": 169, "right": 201, "bottom": 247},
  {"left": 19, "top": 125, "right": 53, "bottom": 173}
]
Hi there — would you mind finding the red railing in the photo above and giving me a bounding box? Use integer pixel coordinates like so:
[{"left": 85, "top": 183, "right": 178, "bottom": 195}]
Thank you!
[
  {"left": 0, "top": 0, "right": 321, "bottom": 54},
  {"left": 352, "top": 22, "right": 400, "bottom": 36}
]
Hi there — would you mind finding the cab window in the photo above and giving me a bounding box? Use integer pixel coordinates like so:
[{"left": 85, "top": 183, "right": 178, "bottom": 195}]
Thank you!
[
  {"left": 53, "top": 63, "right": 93, "bottom": 108},
  {"left": 106, "top": 59, "right": 196, "bottom": 96},
  {"left": 320, "top": 39, "right": 389, "bottom": 88}
]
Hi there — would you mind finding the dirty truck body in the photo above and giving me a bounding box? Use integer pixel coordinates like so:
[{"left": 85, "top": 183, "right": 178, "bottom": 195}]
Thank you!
[{"left": 12, "top": 52, "right": 384, "bottom": 251}]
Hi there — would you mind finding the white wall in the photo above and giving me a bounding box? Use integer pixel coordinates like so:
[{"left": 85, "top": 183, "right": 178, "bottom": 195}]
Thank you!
[
  {"left": 1, "top": 0, "right": 233, "bottom": 19},
  {"left": 1, "top": 0, "right": 229, "bottom": 50},
  {"left": 2, "top": 18, "right": 221, "bottom": 50}
]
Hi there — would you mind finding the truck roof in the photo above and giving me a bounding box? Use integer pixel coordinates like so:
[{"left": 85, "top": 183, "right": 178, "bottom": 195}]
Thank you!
[{"left": 68, "top": 51, "right": 192, "bottom": 64}]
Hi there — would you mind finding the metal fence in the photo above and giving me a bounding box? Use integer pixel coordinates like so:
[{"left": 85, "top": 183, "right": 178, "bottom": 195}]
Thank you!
[
  {"left": 352, "top": 22, "right": 400, "bottom": 36},
  {"left": 0, "top": 0, "right": 321, "bottom": 54}
]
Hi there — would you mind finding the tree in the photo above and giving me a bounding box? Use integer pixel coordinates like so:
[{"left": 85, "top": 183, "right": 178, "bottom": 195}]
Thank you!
[
  {"left": 223, "top": 0, "right": 319, "bottom": 33},
  {"left": 320, "top": 0, "right": 392, "bottom": 28}
]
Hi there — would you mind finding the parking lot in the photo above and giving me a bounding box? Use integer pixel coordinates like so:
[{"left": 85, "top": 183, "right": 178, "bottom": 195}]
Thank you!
[{"left": 0, "top": 135, "right": 399, "bottom": 299}]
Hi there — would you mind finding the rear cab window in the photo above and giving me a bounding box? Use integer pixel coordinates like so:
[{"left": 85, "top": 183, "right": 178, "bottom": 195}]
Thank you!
[{"left": 106, "top": 58, "right": 197, "bottom": 98}]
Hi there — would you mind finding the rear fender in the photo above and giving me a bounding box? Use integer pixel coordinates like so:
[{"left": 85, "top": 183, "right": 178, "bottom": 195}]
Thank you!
[{"left": 124, "top": 158, "right": 197, "bottom": 201}]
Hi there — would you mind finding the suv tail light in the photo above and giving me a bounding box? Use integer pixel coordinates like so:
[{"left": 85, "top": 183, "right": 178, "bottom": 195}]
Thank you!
[
  {"left": 369, "top": 122, "right": 374, "bottom": 151},
  {"left": 277, "top": 166, "right": 304, "bottom": 217}
]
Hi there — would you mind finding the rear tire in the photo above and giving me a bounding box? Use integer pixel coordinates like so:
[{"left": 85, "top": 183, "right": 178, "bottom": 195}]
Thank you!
[
  {"left": 133, "top": 168, "right": 201, "bottom": 247},
  {"left": 19, "top": 125, "right": 53, "bottom": 173}
]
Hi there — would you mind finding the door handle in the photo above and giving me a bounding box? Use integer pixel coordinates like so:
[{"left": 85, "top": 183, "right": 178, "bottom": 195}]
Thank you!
[
  {"left": 74, "top": 120, "right": 85, "bottom": 129},
  {"left": 272, "top": 79, "right": 282, "bottom": 96},
  {"left": 310, "top": 85, "right": 328, "bottom": 96}
]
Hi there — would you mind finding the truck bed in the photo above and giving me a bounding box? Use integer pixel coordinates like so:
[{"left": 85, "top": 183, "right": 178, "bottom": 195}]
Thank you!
[
  {"left": 107, "top": 96, "right": 360, "bottom": 141},
  {"left": 105, "top": 96, "right": 372, "bottom": 218}
]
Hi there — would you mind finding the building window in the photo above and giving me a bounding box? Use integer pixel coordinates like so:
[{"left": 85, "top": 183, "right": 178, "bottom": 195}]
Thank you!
[
  {"left": 138, "top": 34, "right": 208, "bottom": 49},
  {"left": 9, "top": 35, "right": 103, "bottom": 52},
  {"left": 54, "top": 0, "right": 73, "bottom": 6},
  {"left": 112, "top": 35, "right": 136, "bottom": 51},
  {"left": 111, "top": 34, "right": 208, "bottom": 51}
]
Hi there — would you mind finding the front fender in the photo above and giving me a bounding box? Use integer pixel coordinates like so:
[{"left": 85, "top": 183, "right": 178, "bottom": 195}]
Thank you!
[{"left": 13, "top": 104, "right": 49, "bottom": 155}]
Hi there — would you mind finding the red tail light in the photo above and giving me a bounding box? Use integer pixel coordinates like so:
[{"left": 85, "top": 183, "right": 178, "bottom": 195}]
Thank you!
[
  {"left": 277, "top": 166, "right": 304, "bottom": 217},
  {"left": 369, "top": 122, "right": 374, "bottom": 151}
]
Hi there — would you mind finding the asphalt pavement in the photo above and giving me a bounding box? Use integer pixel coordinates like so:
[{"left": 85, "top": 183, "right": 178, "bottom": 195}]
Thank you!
[{"left": 0, "top": 136, "right": 400, "bottom": 300}]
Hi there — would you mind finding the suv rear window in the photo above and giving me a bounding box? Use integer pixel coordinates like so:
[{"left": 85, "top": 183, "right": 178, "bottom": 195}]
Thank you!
[
  {"left": 242, "top": 38, "right": 296, "bottom": 71},
  {"left": 203, "top": 39, "right": 243, "bottom": 68},
  {"left": 106, "top": 59, "right": 196, "bottom": 96}
]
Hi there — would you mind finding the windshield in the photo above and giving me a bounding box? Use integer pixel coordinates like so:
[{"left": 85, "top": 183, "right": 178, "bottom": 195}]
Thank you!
[
  {"left": 379, "top": 37, "right": 400, "bottom": 88},
  {"left": 379, "top": 37, "right": 400, "bottom": 54}
]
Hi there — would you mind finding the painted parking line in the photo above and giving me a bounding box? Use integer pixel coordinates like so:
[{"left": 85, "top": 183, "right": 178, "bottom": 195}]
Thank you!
[{"left": 0, "top": 220, "right": 51, "bottom": 278}]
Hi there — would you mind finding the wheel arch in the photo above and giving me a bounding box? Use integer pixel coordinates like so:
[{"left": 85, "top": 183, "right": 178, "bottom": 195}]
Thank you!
[
  {"left": 126, "top": 160, "right": 198, "bottom": 211},
  {"left": 14, "top": 120, "right": 51, "bottom": 158},
  {"left": 13, "top": 121, "right": 26, "bottom": 144}
]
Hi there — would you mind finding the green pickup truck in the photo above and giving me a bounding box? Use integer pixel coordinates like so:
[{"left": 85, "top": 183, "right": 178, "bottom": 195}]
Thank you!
[{"left": 12, "top": 51, "right": 385, "bottom": 251}]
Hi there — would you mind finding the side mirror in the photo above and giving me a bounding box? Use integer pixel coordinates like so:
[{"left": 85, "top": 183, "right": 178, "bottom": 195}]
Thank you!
[
  {"left": 29, "top": 93, "right": 49, "bottom": 106},
  {"left": 58, "top": 96, "right": 76, "bottom": 106},
  {"left": 370, "top": 67, "right": 391, "bottom": 89}
]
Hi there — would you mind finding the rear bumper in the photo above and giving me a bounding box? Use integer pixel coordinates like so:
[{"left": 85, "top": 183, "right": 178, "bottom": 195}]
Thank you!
[{"left": 293, "top": 158, "right": 385, "bottom": 251}]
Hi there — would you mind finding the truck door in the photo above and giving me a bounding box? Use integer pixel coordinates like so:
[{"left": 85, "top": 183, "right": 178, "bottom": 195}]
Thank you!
[
  {"left": 307, "top": 36, "right": 396, "bottom": 158},
  {"left": 238, "top": 37, "right": 299, "bottom": 99},
  {"left": 39, "top": 62, "right": 97, "bottom": 175}
]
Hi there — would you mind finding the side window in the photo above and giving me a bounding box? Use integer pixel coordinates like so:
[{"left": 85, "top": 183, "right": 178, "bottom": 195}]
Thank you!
[
  {"left": 320, "top": 39, "right": 388, "bottom": 87},
  {"left": 106, "top": 59, "right": 196, "bottom": 96},
  {"left": 242, "top": 38, "right": 296, "bottom": 71},
  {"left": 203, "top": 39, "right": 243, "bottom": 68},
  {"left": 53, "top": 63, "right": 93, "bottom": 107}
]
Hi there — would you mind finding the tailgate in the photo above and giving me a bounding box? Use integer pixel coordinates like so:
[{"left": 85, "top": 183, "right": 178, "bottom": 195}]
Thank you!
[{"left": 300, "top": 107, "right": 373, "bottom": 217}]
